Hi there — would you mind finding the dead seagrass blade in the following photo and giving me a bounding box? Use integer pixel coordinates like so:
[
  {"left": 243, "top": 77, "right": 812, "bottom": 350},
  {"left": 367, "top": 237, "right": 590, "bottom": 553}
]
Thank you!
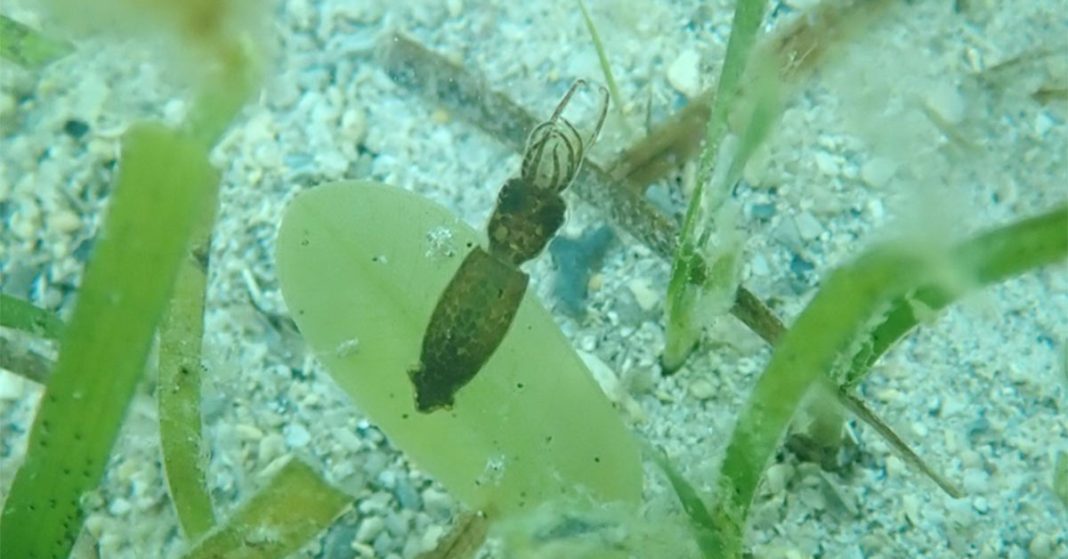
[{"left": 276, "top": 181, "right": 641, "bottom": 514}]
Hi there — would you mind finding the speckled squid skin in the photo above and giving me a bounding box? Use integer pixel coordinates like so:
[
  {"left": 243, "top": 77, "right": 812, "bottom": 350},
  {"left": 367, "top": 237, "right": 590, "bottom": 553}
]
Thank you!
[
  {"left": 487, "top": 177, "right": 567, "bottom": 266},
  {"left": 409, "top": 246, "right": 529, "bottom": 412}
]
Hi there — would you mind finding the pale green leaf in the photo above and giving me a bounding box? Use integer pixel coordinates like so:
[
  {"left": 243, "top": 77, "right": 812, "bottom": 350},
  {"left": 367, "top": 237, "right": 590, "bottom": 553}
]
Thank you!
[{"left": 276, "top": 181, "right": 641, "bottom": 515}]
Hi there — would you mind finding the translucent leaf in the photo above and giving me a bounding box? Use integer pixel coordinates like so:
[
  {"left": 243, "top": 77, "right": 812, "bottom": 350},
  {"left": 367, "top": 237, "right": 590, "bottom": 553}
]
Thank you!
[{"left": 275, "top": 181, "right": 641, "bottom": 515}]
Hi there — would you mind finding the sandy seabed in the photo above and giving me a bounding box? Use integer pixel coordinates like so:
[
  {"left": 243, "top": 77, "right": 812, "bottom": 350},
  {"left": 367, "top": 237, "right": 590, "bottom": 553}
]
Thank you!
[{"left": 1, "top": 1, "right": 1066, "bottom": 557}]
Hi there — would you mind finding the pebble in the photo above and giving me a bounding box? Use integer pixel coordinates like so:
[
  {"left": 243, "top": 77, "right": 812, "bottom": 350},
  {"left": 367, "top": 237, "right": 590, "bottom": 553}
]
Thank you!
[
  {"left": 0, "top": 373, "right": 28, "bottom": 401},
  {"left": 402, "top": 537, "right": 427, "bottom": 558},
  {"left": 885, "top": 455, "right": 906, "bottom": 480},
  {"left": 235, "top": 423, "right": 265, "bottom": 442},
  {"left": 421, "top": 525, "right": 446, "bottom": 552},
  {"left": 283, "top": 423, "right": 311, "bottom": 448},
  {"left": 626, "top": 278, "right": 660, "bottom": 312},
  {"left": 797, "top": 487, "right": 826, "bottom": 511},
  {"left": 623, "top": 365, "right": 657, "bottom": 395},
  {"left": 377, "top": 468, "right": 397, "bottom": 490},
  {"left": 431, "top": 108, "right": 450, "bottom": 124},
  {"left": 1034, "top": 111, "right": 1054, "bottom": 137},
  {"left": 813, "top": 151, "right": 838, "bottom": 176},
  {"left": 340, "top": 107, "right": 368, "bottom": 144},
  {"left": 72, "top": 75, "right": 109, "bottom": 123},
  {"left": 765, "top": 463, "right": 793, "bottom": 494},
  {"left": 393, "top": 479, "right": 421, "bottom": 510},
  {"left": 748, "top": 253, "right": 770, "bottom": 277},
  {"left": 772, "top": 216, "right": 803, "bottom": 252},
  {"left": 384, "top": 511, "right": 409, "bottom": 536},
  {"left": 162, "top": 98, "right": 186, "bottom": 126},
  {"left": 688, "top": 379, "right": 715, "bottom": 400},
  {"left": 267, "top": 77, "right": 302, "bottom": 109},
  {"left": 362, "top": 453, "right": 389, "bottom": 481},
  {"left": 351, "top": 541, "right": 375, "bottom": 558},
  {"left": 750, "top": 202, "right": 776, "bottom": 219},
  {"left": 794, "top": 212, "right": 823, "bottom": 241},
  {"left": 872, "top": 387, "right": 904, "bottom": 404},
  {"left": 446, "top": 0, "right": 463, "bottom": 18},
  {"left": 644, "top": 183, "right": 675, "bottom": 215},
  {"left": 667, "top": 49, "right": 702, "bottom": 98},
  {"left": 421, "top": 487, "right": 452, "bottom": 518},
  {"left": 258, "top": 432, "right": 286, "bottom": 462},
  {"left": 315, "top": 150, "right": 349, "bottom": 178},
  {"left": 1028, "top": 533, "right": 1054, "bottom": 558},
  {"left": 133, "top": 490, "right": 170, "bottom": 519},
  {"left": 288, "top": 0, "right": 316, "bottom": 30},
  {"left": 959, "top": 449, "right": 984, "bottom": 470},
  {"left": 961, "top": 468, "right": 988, "bottom": 494},
  {"left": 333, "top": 426, "right": 363, "bottom": 452},
  {"left": 107, "top": 497, "right": 131, "bottom": 516},
  {"left": 946, "top": 497, "right": 974, "bottom": 525},
  {"left": 322, "top": 524, "right": 358, "bottom": 559},
  {"left": 372, "top": 531, "right": 394, "bottom": 557},
  {"left": 588, "top": 273, "right": 604, "bottom": 293},
  {"left": 356, "top": 516, "right": 384, "bottom": 543},
  {"left": 329, "top": 459, "right": 357, "bottom": 482},
  {"left": 901, "top": 493, "right": 921, "bottom": 524},
  {"left": 817, "top": 477, "right": 854, "bottom": 517},
  {"left": 358, "top": 491, "right": 391, "bottom": 515},
  {"left": 10, "top": 203, "right": 41, "bottom": 240},
  {"left": 258, "top": 456, "right": 291, "bottom": 481},
  {"left": 861, "top": 157, "right": 897, "bottom": 189},
  {"left": 924, "top": 82, "right": 965, "bottom": 125}
]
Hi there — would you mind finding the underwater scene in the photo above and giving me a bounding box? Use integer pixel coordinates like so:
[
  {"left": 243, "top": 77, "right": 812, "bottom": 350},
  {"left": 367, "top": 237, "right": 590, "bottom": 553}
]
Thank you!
[{"left": 0, "top": 0, "right": 1066, "bottom": 558}]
